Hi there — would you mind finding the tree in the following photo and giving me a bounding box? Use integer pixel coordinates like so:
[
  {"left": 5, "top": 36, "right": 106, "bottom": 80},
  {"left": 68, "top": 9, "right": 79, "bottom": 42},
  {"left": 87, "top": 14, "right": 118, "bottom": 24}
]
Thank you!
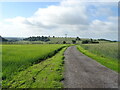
[
  {"left": 72, "top": 40, "right": 76, "bottom": 44},
  {"left": 0, "top": 36, "right": 8, "bottom": 42},
  {"left": 63, "top": 41, "right": 66, "bottom": 44},
  {"left": 82, "top": 39, "right": 99, "bottom": 44},
  {"left": 76, "top": 37, "right": 81, "bottom": 41},
  {"left": 23, "top": 36, "right": 50, "bottom": 42},
  {"left": 82, "top": 40, "right": 89, "bottom": 44},
  {"left": 90, "top": 38, "right": 93, "bottom": 43}
]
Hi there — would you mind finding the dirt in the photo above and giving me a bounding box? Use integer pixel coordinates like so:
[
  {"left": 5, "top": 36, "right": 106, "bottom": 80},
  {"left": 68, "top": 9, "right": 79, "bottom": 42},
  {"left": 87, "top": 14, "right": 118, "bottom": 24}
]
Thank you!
[{"left": 63, "top": 46, "right": 118, "bottom": 88}]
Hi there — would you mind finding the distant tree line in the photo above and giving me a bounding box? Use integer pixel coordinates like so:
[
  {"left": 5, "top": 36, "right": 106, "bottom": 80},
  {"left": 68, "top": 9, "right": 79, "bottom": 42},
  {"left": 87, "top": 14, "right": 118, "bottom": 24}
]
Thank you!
[
  {"left": 98, "top": 39, "right": 111, "bottom": 41},
  {"left": 98, "top": 39, "right": 117, "bottom": 42},
  {"left": 82, "top": 39, "right": 99, "bottom": 44},
  {"left": 0, "top": 36, "right": 8, "bottom": 42},
  {"left": 23, "top": 36, "right": 50, "bottom": 42}
]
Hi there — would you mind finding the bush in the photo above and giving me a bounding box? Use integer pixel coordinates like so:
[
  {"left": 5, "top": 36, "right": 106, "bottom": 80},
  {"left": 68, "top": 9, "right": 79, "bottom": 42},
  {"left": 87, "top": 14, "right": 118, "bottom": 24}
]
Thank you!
[
  {"left": 72, "top": 40, "right": 76, "bottom": 44},
  {"left": 91, "top": 42, "right": 99, "bottom": 44},
  {"left": 82, "top": 39, "right": 99, "bottom": 44},
  {"left": 82, "top": 40, "right": 89, "bottom": 44},
  {"left": 63, "top": 41, "right": 66, "bottom": 44}
]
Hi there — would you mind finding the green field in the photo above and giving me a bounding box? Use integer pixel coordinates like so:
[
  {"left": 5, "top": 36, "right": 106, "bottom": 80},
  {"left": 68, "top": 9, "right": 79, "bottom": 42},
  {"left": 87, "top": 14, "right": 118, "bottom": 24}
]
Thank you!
[
  {"left": 2, "top": 44, "right": 66, "bottom": 87},
  {"left": 5, "top": 47, "right": 66, "bottom": 88},
  {"left": 80, "top": 42, "right": 118, "bottom": 60},
  {"left": 2, "top": 40, "right": 119, "bottom": 88},
  {"left": 77, "top": 42, "right": 118, "bottom": 72}
]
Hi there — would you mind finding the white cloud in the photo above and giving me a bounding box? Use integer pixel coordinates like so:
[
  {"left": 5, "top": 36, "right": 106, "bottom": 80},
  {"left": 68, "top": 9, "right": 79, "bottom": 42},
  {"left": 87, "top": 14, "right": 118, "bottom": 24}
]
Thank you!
[
  {"left": 94, "top": 8, "right": 114, "bottom": 17},
  {"left": 0, "top": 0, "right": 118, "bottom": 40}
]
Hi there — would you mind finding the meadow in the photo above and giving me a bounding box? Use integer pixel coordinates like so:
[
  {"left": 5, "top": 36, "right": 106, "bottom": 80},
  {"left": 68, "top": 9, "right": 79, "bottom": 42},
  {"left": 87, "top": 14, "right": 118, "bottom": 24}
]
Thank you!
[
  {"left": 2, "top": 44, "right": 66, "bottom": 86},
  {"left": 5, "top": 47, "right": 66, "bottom": 88},
  {"left": 80, "top": 42, "right": 118, "bottom": 60},
  {"left": 77, "top": 42, "right": 118, "bottom": 72},
  {"left": 2, "top": 37, "right": 119, "bottom": 88}
]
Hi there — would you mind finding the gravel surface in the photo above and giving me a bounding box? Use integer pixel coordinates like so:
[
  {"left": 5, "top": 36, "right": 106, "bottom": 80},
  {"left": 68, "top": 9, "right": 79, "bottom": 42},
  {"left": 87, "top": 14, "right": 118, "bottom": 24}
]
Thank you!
[{"left": 63, "top": 46, "right": 118, "bottom": 88}]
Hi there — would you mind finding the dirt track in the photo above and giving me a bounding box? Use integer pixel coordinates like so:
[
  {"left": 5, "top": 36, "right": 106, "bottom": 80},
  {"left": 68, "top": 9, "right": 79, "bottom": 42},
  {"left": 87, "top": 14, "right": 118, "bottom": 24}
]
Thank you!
[{"left": 63, "top": 46, "right": 118, "bottom": 88}]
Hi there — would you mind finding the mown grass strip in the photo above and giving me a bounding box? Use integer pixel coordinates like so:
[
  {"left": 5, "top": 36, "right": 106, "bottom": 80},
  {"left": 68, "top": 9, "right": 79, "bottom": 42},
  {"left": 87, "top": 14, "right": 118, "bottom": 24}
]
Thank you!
[
  {"left": 77, "top": 45, "right": 118, "bottom": 72},
  {"left": 3, "top": 47, "right": 67, "bottom": 88}
]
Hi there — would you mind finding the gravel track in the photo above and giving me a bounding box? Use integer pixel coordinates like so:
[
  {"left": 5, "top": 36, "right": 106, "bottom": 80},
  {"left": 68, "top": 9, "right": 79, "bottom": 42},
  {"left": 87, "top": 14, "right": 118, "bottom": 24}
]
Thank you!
[{"left": 63, "top": 46, "right": 118, "bottom": 88}]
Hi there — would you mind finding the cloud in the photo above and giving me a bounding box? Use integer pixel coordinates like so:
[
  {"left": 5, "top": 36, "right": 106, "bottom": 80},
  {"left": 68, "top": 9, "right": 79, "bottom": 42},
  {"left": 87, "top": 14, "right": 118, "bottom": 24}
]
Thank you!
[{"left": 0, "top": 0, "right": 118, "bottom": 40}]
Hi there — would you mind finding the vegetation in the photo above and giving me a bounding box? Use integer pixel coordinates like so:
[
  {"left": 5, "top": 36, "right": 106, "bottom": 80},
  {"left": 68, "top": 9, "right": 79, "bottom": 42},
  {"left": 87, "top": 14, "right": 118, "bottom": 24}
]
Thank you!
[
  {"left": 63, "top": 41, "right": 66, "bottom": 44},
  {"left": 98, "top": 39, "right": 117, "bottom": 42},
  {"left": 77, "top": 42, "right": 118, "bottom": 72},
  {"left": 48, "top": 37, "right": 76, "bottom": 44},
  {"left": 80, "top": 42, "right": 118, "bottom": 60},
  {"left": 0, "top": 36, "right": 8, "bottom": 42},
  {"left": 3, "top": 36, "right": 116, "bottom": 44},
  {"left": 76, "top": 37, "right": 81, "bottom": 41},
  {"left": 23, "top": 36, "right": 50, "bottom": 42},
  {"left": 2, "top": 44, "right": 66, "bottom": 86},
  {"left": 3, "top": 47, "right": 66, "bottom": 88},
  {"left": 82, "top": 39, "right": 99, "bottom": 44},
  {"left": 72, "top": 40, "right": 76, "bottom": 44},
  {"left": 2, "top": 36, "right": 118, "bottom": 88}
]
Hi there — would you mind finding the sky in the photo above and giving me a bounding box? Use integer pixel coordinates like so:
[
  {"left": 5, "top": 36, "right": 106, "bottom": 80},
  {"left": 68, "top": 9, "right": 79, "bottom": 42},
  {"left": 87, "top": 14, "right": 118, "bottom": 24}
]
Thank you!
[{"left": 0, "top": 0, "right": 118, "bottom": 40}]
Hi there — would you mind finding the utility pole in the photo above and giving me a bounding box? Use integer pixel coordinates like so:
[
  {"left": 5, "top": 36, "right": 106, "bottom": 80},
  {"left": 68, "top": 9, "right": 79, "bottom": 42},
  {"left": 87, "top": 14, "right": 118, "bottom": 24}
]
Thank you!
[
  {"left": 65, "top": 34, "right": 67, "bottom": 41},
  {"left": 65, "top": 34, "right": 67, "bottom": 38}
]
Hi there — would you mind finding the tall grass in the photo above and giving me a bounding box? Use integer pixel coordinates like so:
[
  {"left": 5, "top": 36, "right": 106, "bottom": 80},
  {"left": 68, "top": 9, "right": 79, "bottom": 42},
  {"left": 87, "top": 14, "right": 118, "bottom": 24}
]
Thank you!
[
  {"left": 2, "top": 44, "right": 65, "bottom": 85},
  {"left": 77, "top": 42, "right": 118, "bottom": 72},
  {"left": 80, "top": 42, "right": 118, "bottom": 60},
  {"left": 4, "top": 47, "right": 66, "bottom": 88}
]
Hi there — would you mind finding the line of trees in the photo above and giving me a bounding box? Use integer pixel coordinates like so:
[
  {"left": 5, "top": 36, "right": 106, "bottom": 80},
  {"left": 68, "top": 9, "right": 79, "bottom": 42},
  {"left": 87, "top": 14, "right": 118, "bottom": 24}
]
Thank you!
[
  {"left": 0, "top": 36, "right": 8, "bottom": 42},
  {"left": 23, "top": 36, "right": 50, "bottom": 42},
  {"left": 82, "top": 39, "right": 99, "bottom": 44}
]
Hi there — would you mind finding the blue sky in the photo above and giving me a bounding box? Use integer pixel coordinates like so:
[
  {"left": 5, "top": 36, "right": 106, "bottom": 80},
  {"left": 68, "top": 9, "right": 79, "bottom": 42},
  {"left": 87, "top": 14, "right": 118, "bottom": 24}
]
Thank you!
[
  {"left": 1, "top": 2, "right": 59, "bottom": 19},
  {"left": 1, "top": 2, "right": 118, "bottom": 21},
  {"left": 0, "top": 0, "right": 118, "bottom": 40},
  {"left": 86, "top": 2, "right": 118, "bottom": 22}
]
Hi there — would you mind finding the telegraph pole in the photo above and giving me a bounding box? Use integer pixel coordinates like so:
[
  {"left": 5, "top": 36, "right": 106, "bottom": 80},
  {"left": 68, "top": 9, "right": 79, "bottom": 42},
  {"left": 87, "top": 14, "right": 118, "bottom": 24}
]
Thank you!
[
  {"left": 65, "top": 34, "right": 67, "bottom": 41},
  {"left": 65, "top": 34, "right": 67, "bottom": 38}
]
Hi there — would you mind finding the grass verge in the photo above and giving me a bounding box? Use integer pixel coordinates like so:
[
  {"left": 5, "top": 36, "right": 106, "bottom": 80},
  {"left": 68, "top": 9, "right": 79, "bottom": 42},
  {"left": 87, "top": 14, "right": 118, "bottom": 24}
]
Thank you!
[
  {"left": 3, "top": 47, "right": 67, "bottom": 88},
  {"left": 77, "top": 45, "right": 118, "bottom": 72}
]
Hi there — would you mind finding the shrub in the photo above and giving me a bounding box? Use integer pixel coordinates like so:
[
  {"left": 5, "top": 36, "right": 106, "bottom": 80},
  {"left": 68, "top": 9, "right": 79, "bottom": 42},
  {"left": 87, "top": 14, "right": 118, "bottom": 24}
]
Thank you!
[
  {"left": 72, "top": 40, "right": 76, "bottom": 44},
  {"left": 63, "top": 41, "right": 66, "bottom": 44},
  {"left": 82, "top": 40, "right": 89, "bottom": 44}
]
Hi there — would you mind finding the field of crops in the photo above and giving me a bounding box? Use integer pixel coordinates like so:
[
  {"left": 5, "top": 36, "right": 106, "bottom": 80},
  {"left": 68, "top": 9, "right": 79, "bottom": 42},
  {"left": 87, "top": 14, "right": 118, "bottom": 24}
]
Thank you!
[
  {"left": 80, "top": 42, "right": 118, "bottom": 60},
  {"left": 5, "top": 47, "right": 66, "bottom": 88},
  {"left": 2, "top": 44, "right": 65, "bottom": 86}
]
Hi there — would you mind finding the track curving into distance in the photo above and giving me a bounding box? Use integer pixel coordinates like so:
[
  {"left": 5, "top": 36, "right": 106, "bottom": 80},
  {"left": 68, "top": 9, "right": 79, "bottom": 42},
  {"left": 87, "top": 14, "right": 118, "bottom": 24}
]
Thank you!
[{"left": 63, "top": 46, "right": 118, "bottom": 88}]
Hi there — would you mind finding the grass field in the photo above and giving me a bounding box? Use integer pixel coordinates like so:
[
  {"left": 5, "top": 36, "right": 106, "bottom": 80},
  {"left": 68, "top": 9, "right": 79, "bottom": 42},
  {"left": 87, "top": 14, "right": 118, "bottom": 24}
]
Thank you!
[
  {"left": 4, "top": 47, "right": 66, "bottom": 88},
  {"left": 3, "top": 37, "right": 82, "bottom": 44},
  {"left": 77, "top": 42, "right": 118, "bottom": 72},
  {"left": 48, "top": 37, "right": 76, "bottom": 44},
  {"left": 80, "top": 42, "right": 118, "bottom": 60},
  {"left": 2, "top": 41, "right": 119, "bottom": 88},
  {"left": 2, "top": 44, "right": 66, "bottom": 86}
]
